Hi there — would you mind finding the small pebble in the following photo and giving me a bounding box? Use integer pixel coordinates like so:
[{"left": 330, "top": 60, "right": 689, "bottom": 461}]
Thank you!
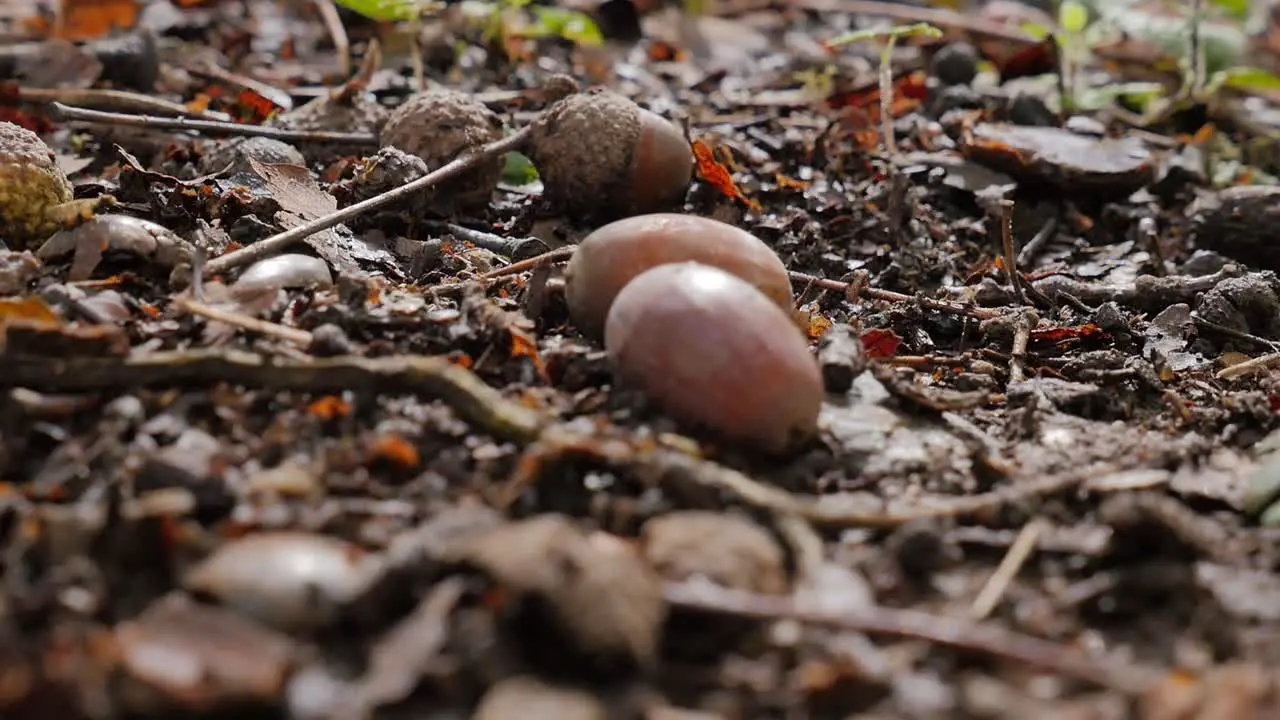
[
  {"left": 233, "top": 253, "right": 333, "bottom": 294},
  {"left": 929, "top": 42, "right": 979, "bottom": 86},
  {"left": 183, "top": 531, "right": 379, "bottom": 633},
  {"left": 640, "top": 511, "right": 790, "bottom": 595},
  {"left": 472, "top": 675, "right": 608, "bottom": 720}
]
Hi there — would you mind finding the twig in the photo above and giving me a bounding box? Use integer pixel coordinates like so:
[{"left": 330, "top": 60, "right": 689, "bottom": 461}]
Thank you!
[
  {"left": 47, "top": 102, "right": 379, "bottom": 144},
  {"left": 501, "top": 425, "right": 1123, "bottom": 529},
  {"left": 1015, "top": 216, "right": 1056, "bottom": 269},
  {"left": 787, "top": 270, "right": 1001, "bottom": 320},
  {"left": 1008, "top": 309, "right": 1035, "bottom": 384},
  {"left": 880, "top": 35, "right": 897, "bottom": 155},
  {"left": 1187, "top": 0, "right": 1206, "bottom": 100},
  {"left": 1192, "top": 314, "right": 1280, "bottom": 351},
  {"left": 662, "top": 582, "right": 1160, "bottom": 694},
  {"left": 1138, "top": 217, "right": 1166, "bottom": 277},
  {"left": 0, "top": 349, "right": 547, "bottom": 443},
  {"left": 997, "top": 199, "right": 1025, "bottom": 305},
  {"left": 314, "top": 0, "right": 352, "bottom": 80},
  {"left": 788, "top": 0, "right": 1039, "bottom": 45},
  {"left": 969, "top": 517, "right": 1045, "bottom": 620},
  {"left": 173, "top": 297, "right": 314, "bottom": 346},
  {"left": 479, "top": 245, "right": 576, "bottom": 279},
  {"left": 204, "top": 127, "right": 532, "bottom": 276},
  {"left": 1217, "top": 351, "right": 1280, "bottom": 379},
  {"left": 20, "top": 87, "right": 223, "bottom": 119},
  {"left": 2, "top": 344, "right": 1121, "bottom": 531}
]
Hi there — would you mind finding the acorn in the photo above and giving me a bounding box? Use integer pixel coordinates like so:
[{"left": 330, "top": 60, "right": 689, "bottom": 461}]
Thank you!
[
  {"left": 0, "top": 121, "right": 73, "bottom": 249},
  {"left": 605, "top": 262, "right": 823, "bottom": 453},
  {"left": 565, "top": 213, "right": 792, "bottom": 338},
  {"left": 379, "top": 89, "right": 506, "bottom": 212},
  {"left": 527, "top": 88, "right": 692, "bottom": 222}
]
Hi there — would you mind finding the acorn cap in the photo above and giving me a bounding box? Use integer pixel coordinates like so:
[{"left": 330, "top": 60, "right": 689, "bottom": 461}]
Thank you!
[
  {"left": 528, "top": 88, "right": 692, "bottom": 222},
  {"left": 379, "top": 90, "right": 505, "bottom": 212},
  {"left": 0, "top": 122, "right": 73, "bottom": 249}
]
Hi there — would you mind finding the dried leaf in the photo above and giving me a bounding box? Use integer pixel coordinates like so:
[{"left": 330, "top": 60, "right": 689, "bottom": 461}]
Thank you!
[
  {"left": 366, "top": 434, "right": 420, "bottom": 470},
  {"left": 308, "top": 396, "right": 351, "bottom": 421},
  {"left": 860, "top": 328, "right": 901, "bottom": 358},
  {"left": 0, "top": 297, "right": 60, "bottom": 327},
  {"left": 692, "top": 140, "right": 760, "bottom": 211},
  {"left": 24, "top": 0, "right": 140, "bottom": 40}
]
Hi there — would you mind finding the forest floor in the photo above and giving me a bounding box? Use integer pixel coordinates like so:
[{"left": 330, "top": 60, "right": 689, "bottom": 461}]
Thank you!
[{"left": 5, "top": 0, "right": 1280, "bottom": 718}]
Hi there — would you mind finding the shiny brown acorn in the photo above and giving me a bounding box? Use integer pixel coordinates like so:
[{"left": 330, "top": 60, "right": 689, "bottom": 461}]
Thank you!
[
  {"left": 527, "top": 88, "right": 692, "bottom": 222},
  {"left": 564, "top": 213, "right": 792, "bottom": 338},
  {"left": 604, "top": 262, "right": 822, "bottom": 453}
]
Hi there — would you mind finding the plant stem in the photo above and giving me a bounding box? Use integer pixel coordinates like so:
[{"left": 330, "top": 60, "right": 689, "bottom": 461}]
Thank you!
[{"left": 202, "top": 127, "right": 531, "bottom": 276}]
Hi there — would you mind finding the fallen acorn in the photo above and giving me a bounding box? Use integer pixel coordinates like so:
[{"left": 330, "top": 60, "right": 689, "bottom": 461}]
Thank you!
[
  {"left": 0, "top": 121, "right": 74, "bottom": 249},
  {"left": 605, "top": 262, "right": 823, "bottom": 453},
  {"left": 564, "top": 213, "right": 792, "bottom": 338},
  {"left": 379, "top": 89, "right": 505, "bottom": 212},
  {"left": 527, "top": 88, "right": 692, "bottom": 222}
]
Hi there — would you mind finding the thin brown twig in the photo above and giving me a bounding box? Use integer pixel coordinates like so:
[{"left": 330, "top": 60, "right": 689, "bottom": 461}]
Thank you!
[
  {"left": 787, "top": 270, "right": 1000, "bottom": 320},
  {"left": 969, "top": 516, "right": 1045, "bottom": 620},
  {"left": 784, "top": 0, "right": 1039, "bottom": 45},
  {"left": 204, "top": 127, "right": 532, "bottom": 276},
  {"left": 502, "top": 425, "right": 1119, "bottom": 529},
  {"left": 47, "top": 102, "right": 379, "bottom": 144},
  {"left": 0, "top": 349, "right": 547, "bottom": 443},
  {"left": 479, "top": 245, "right": 577, "bottom": 279},
  {"left": 998, "top": 199, "right": 1025, "bottom": 305},
  {"left": 1008, "top": 310, "right": 1035, "bottom": 384},
  {"left": 314, "top": 0, "right": 352, "bottom": 80},
  {"left": 1218, "top": 351, "right": 1280, "bottom": 379},
  {"left": 173, "top": 297, "right": 314, "bottom": 346},
  {"left": 662, "top": 582, "right": 1161, "bottom": 694},
  {"left": 21, "top": 88, "right": 222, "bottom": 119}
]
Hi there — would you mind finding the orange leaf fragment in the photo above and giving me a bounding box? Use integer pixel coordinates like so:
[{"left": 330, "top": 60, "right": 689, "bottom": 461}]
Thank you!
[
  {"left": 0, "top": 297, "right": 60, "bottom": 327},
  {"left": 25, "top": 0, "right": 140, "bottom": 40},
  {"left": 307, "top": 396, "right": 350, "bottom": 421},
  {"left": 803, "top": 313, "right": 832, "bottom": 341},
  {"left": 860, "top": 328, "right": 901, "bottom": 358},
  {"left": 774, "top": 173, "right": 810, "bottom": 191},
  {"left": 366, "top": 434, "right": 420, "bottom": 470},
  {"left": 510, "top": 328, "right": 547, "bottom": 378},
  {"left": 692, "top": 140, "right": 761, "bottom": 212},
  {"left": 233, "top": 89, "right": 282, "bottom": 124}
]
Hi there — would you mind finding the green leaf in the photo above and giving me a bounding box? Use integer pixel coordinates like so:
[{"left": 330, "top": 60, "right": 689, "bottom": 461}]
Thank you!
[
  {"left": 1213, "top": 66, "right": 1280, "bottom": 94},
  {"left": 333, "top": 0, "right": 430, "bottom": 21},
  {"left": 826, "top": 22, "right": 943, "bottom": 49},
  {"left": 1209, "top": 0, "right": 1251, "bottom": 21},
  {"left": 1072, "top": 81, "right": 1166, "bottom": 111},
  {"left": 1101, "top": 6, "right": 1246, "bottom": 76},
  {"left": 527, "top": 6, "right": 604, "bottom": 46},
  {"left": 501, "top": 151, "right": 539, "bottom": 186},
  {"left": 1059, "top": 0, "right": 1089, "bottom": 34}
]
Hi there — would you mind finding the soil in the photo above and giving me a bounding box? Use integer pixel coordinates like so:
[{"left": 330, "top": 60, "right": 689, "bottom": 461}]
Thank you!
[{"left": 3, "top": 0, "right": 1280, "bottom": 718}]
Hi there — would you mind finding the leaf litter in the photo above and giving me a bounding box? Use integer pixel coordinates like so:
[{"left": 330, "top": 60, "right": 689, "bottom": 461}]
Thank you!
[{"left": 5, "top": 0, "right": 1280, "bottom": 718}]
